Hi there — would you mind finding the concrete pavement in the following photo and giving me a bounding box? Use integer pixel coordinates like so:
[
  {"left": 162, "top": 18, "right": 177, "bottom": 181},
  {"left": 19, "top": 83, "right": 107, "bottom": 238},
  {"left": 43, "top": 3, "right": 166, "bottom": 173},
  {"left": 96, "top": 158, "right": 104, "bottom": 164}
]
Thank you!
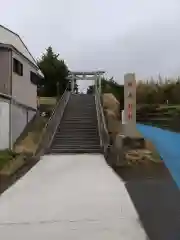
[{"left": 0, "top": 154, "right": 147, "bottom": 240}]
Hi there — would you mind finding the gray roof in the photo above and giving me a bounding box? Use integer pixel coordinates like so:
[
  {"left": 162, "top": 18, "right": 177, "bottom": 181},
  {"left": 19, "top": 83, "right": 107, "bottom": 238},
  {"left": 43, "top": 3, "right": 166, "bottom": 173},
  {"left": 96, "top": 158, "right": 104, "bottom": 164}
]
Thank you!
[
  {"left": 0, "top": 25, "right": 43, "bottom": 77},
  {"left": 71, "top": 71, "right": 105, "bottom": 76}
]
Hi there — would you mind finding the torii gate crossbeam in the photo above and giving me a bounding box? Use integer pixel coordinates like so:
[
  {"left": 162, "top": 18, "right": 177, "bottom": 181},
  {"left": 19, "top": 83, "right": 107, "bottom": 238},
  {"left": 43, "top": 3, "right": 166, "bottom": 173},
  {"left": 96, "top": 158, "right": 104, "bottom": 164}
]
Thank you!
[{"left": 69, "top": 71, "right": 105, "bottom": 94}]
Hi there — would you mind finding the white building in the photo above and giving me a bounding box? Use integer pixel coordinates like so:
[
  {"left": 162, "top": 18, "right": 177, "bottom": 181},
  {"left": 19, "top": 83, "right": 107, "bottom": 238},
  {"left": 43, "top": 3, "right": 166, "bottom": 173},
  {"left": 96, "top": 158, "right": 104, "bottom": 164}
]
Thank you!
[{"left": 0, "top": 25, "right": 44, "bottom": 149}]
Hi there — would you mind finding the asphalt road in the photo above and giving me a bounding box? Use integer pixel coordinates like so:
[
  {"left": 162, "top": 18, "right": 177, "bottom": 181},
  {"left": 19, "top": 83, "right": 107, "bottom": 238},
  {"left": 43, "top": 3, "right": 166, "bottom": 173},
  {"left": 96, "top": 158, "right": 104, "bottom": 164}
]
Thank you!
[{"left": 115, "top": 164, "right": 180, "bottom": 240}]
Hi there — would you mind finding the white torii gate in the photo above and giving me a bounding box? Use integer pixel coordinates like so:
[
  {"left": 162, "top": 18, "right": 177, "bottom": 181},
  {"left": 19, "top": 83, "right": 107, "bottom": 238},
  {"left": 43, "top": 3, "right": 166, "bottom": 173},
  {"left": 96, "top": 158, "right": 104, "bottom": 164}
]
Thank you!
[{"left": 69, "top": 71, "right": 105, "bottom": 94}]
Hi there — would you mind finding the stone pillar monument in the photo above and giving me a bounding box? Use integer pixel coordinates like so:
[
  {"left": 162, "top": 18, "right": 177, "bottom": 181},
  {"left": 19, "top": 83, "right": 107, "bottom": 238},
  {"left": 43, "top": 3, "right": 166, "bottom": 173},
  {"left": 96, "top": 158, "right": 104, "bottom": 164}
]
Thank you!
[{"left": 123, "top": 73, "right": 137, "bottom": 137}]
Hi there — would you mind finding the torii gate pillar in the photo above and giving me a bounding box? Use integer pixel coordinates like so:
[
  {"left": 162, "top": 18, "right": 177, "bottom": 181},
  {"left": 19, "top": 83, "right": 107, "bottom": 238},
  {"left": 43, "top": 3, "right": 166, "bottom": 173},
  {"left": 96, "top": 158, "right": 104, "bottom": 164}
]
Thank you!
[{"left": 71, "top": 78, "right": 75, "bottom": 93}]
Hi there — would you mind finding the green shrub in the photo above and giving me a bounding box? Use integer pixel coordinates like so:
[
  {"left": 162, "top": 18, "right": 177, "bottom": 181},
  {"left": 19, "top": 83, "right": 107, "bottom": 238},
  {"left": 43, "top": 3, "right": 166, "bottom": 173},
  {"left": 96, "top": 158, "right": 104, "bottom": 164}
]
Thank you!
[{"left": 0, "top": 149, "right": 19, "bottom": 170}]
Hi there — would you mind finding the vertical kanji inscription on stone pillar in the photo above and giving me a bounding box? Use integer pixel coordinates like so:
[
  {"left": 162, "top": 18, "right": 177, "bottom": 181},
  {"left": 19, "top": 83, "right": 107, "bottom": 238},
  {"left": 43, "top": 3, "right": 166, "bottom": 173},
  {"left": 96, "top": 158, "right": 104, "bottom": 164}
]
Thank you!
[{"left": 124, "top": 73, "right": 136, "bottom": 137}]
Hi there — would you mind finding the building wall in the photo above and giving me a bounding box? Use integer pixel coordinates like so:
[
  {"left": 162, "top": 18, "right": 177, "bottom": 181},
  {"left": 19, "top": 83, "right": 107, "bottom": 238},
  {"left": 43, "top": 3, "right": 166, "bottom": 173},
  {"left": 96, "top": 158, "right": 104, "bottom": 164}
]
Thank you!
[
  {"left": 11, "top": 103, "right": 27, "bottom": 144},
  {"left": 0, "top": 49, "right": 38, "bottom": 148},
  {"left": 0, "top": 97, "right": 36, "bottom": 149},
  {"left": 0, "top": 98, "right": 10, "bottom": 150},
  {"left": 11, "top": 102, "right": 36, "bottom": 146},
  {"left": 12, "top": 51, "right": 37, "bottom": 109},
  {"left": 28, "top": 110, "right": 35, "bottom": 123},
  {"left": 0, "top": 48, "right": 11, "bottom": 95}
]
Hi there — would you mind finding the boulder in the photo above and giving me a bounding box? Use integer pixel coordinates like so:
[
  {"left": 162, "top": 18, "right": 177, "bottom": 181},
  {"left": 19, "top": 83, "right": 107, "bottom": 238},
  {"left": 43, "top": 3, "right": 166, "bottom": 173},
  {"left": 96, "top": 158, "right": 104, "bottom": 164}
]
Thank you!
[
  {"left": 14, "top": 132, "right": 38, "bottom": 155},
  {"left": 104, "top": 109, "right": 121, "bottom": 142},
  {"left": 102, "top": 93, "right": 120, "bottom": 119},
  {"left": 125, "top": 149, "right": 158, "bottom": 165},
  {"left": 102, "top": 93, "right": 121, "bottom": 142}
]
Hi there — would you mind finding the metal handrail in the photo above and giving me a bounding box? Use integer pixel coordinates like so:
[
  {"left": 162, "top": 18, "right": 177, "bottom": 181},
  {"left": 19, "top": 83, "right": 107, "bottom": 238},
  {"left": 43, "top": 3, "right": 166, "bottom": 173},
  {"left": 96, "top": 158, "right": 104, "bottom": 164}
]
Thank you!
[
  {"left": 36, "top": 88, "right": 71, "bottom": 156},
  {"left": 95, "top": 87, "right": 110, "bottom": 154}
]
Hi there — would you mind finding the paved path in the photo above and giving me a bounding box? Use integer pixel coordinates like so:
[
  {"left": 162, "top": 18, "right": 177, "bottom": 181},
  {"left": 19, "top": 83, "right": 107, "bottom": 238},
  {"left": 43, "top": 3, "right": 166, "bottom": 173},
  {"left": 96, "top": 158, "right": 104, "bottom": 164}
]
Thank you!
[{"left": 0, "top": 154, "right": 147, "bottom": 240}]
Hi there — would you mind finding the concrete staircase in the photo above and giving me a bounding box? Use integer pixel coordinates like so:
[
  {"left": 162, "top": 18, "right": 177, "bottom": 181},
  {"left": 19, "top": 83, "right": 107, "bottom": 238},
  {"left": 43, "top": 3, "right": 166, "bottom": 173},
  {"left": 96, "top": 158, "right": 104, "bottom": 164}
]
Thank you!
[{"left": 49, "top": 94, "right": 102, "bottom": 154}]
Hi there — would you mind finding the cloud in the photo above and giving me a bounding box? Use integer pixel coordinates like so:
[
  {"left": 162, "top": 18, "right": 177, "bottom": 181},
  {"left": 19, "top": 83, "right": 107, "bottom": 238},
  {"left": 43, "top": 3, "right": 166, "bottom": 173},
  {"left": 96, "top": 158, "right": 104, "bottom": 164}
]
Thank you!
[{"left": 1, "top": 0, "right": 180, "bottom": 90}]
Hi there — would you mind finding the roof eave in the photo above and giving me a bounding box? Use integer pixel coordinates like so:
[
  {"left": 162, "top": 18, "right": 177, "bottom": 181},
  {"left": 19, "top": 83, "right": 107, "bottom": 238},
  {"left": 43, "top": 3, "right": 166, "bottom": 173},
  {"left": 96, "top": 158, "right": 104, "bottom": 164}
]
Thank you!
[{"left": 0, "top": 43, "right": 44, "bottom": 78}]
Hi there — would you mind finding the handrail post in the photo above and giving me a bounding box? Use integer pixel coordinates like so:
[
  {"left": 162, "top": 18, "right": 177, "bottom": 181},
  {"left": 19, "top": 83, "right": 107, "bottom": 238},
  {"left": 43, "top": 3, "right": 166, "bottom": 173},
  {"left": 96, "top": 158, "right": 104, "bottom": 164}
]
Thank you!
[
  {"left": 99, "top": 76, "right": 102, "bottom": 96},
  {"left": 95, "top": 76, "right": 110, "bottom": 155}
]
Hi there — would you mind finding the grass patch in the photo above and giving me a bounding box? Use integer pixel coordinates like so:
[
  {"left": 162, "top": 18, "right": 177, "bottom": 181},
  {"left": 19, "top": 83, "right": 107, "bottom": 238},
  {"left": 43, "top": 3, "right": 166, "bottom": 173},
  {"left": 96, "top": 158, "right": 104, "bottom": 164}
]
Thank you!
[
  {"left": 135, "top": 129, "right": 162, "bottom": 163},
  {"left": 0, "top": 149, "right": 19, "bottom": 170},
  {"left": 37, "top": 97, "right": 57, "bottom": 106},
  {"left": 158, "top": 104, "right": 180, "bottom": 109},
  {"left": 14, "top": 116, "right": 48, "bottom": 155},
  {"left": 0, "top": 116, "right": 48, "bottom": 174}
]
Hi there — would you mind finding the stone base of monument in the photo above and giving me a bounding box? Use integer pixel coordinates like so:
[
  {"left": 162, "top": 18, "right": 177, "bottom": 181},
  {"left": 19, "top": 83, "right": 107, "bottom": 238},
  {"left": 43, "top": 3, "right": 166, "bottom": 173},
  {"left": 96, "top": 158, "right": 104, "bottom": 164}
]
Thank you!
[
  {"left": 110, "top": 134, "right": 145, "bottom": 167},
  {"left": 121, "top": 135, "right": 145, "bottom": 149},
  {"left": 121, "top": 123, "right": 140, "bottom": 138}
]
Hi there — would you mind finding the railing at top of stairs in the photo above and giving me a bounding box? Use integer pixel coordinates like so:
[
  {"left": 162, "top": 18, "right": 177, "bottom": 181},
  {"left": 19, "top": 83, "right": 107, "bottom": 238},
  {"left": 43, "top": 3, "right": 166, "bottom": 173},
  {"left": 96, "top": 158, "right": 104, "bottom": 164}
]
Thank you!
[
  {"left": 95, "top": 86, "right": 110, "bottom": 156},
  {"left": 36, "top": 87, "right": 71, "bottom": 156}
]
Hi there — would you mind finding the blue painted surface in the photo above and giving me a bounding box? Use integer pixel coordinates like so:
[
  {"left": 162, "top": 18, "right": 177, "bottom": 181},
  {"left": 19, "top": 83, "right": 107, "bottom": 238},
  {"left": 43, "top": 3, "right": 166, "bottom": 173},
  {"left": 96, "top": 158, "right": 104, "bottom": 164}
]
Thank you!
[{"left": 137, "top": 124, "right": 180, "bottom": 188}]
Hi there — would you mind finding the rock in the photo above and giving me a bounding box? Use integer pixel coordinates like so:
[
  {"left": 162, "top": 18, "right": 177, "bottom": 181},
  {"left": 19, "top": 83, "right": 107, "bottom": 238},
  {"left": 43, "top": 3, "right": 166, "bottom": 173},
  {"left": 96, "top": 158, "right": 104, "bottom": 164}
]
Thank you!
[
  {"left": 14, "top": 132, "right": 38, "bottom": 155},
  {"left": 125, "top": 149, "right": 156, "bottom": 164},
  {"left": 136, "top": 149, "right": 152, "bottom": 155},
  {"left": 102, "top": 93, "right": 120, "bottom": 119},
  {"left": 135, "top": 130, "right": 162, "bottom": 163},
  {"left": 126, "top": 151, "right": 142, "bottom": 164},
  {"left": 104, "top": 109, "right": 121, "bottom": 132},
  {"left": 0, "top": 155, "right": 26, "bottom": 176},
  {"left": 102, "top": 94, "right": 121, "bottom": 142},
  {"left": 142, "top": 154, "right": 155, "bottom": 162}
]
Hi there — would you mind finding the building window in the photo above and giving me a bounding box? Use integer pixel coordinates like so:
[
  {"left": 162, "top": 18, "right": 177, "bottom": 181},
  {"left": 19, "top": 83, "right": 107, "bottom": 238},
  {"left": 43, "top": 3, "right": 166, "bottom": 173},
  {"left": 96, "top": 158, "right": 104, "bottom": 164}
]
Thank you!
[
  {"left": 13, "top": 58, "right": 23, "bottom": 76},
  {"left": 30, "top": 71, "right": 40, "bottom": 85}
]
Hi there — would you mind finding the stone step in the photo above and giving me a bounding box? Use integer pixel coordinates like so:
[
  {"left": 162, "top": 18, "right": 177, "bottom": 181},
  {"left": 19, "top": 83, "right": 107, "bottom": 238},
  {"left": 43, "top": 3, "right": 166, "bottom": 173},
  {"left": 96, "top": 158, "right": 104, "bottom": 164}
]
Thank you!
[
  {"left": 49, "top": 94, "right": 100, "bottom": 154},
  {"left": 56, "top": 128, "right": 99, "bottom": 132},
  {"left": 48, "top": 148, "right": 102, "bottom": 154},
  {"left": 62, "top": 116, "right": 97, "bottom": 119},
  {"left": 52, "top": 138, "right": 99, "bottom": 143},
  {"left": 55, "top": 133, "right": 99, "bottom": 138},
  {"left": 59, "top": 121, "right": 97, "bottom": 125},
  {"left": 58, "top": 128, "right": 98, "bottom": 131},
  {"left": 53, "top": 136, "right": 99, "bottom": 140},
  {"left": 52, "top": 140, "right": 100, "bottom": 146},
  {"left": 51, "top": 144, "right": 101, "bottom": 149},
  {"left": 59, "top": 121, "right": 97, "bottom": 123}
]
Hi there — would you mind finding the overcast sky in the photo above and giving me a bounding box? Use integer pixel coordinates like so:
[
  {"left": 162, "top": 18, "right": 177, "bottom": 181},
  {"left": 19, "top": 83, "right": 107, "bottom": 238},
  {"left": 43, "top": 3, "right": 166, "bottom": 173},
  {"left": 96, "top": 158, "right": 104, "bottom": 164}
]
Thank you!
[{"left": 1, "top": 0, "right": 180, "bottom": 90}]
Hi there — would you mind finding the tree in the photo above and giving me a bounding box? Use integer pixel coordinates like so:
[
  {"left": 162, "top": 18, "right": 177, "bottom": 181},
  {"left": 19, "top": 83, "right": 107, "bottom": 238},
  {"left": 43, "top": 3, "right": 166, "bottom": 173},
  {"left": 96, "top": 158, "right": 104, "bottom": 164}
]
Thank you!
[
  {"left": 86, "top": 77, "right": 124, "bottom": 110},
  {"left": 37, "top": 46, "right": 69, "bottom": 97},
  {"left": 136, "top": 76, "right": 180, "bottom": 104}
]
